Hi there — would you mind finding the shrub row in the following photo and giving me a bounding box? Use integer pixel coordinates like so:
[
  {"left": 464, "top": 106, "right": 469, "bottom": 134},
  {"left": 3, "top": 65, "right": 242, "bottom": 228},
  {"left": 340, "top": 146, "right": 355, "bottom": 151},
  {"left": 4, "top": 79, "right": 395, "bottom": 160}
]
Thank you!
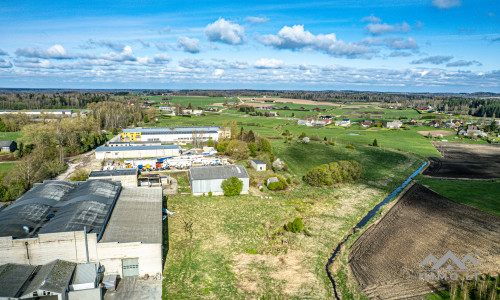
[{"left": 303, "top": 160, "right": 364, "bottom": 187}]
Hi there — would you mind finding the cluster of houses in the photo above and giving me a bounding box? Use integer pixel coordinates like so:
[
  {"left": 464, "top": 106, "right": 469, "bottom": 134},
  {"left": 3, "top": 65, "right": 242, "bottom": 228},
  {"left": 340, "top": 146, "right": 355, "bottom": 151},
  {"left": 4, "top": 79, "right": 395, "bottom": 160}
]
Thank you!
[{"left": 158, "top": 106, "right": 204, "bottom": 116}]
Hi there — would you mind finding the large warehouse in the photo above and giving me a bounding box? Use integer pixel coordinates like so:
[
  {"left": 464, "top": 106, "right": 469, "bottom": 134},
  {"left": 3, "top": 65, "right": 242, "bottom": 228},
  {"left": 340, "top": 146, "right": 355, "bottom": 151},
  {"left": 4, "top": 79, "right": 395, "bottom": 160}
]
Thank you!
[
  {"left": 94, "top": 144, "right": 181, "bottom": 159},
  {"left": 121, "top": 126, "right": 230, "bottom": 144},
  {"left": 0, "top": 179, "right": 163, "bottom": 279},
  {"left": 189, "top": 165, "right": 249, "bottom": 195}
]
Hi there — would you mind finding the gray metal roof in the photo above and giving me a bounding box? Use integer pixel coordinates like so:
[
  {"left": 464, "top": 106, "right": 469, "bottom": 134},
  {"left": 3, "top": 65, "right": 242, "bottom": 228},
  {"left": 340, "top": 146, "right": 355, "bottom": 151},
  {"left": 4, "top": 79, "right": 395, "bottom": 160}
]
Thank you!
[
  {"left": 100, "top": 187, "right": 162, "bottom": 244},
  {"left": 0, "top": 263, "right": 37, "bottom": 298},
  {"left": 123, "top": 126, "right": 220, "bottom": 133},
  {"left": 72, "top": 263, "right": 98, "bottom": 285},
  {"left": 189, "top": 165, "right": 249, "bottom": 181},
  {"left": 89, "top": 168, "right": 138, "bottom": 177},
  {"left": 95, "top": 145, "right": 181, "bottom": 152},
  {"left": 0, "top": 180, "right": 121, "bottom": 239},
  {"left": 22, "top": 260, "right": 76, "bottom": 296},
  {"left": 251, "top": 159, "right": 266, "bottom": 165},
  {"left": 0, "top": 140, "right": 15, "bottom": 147}
]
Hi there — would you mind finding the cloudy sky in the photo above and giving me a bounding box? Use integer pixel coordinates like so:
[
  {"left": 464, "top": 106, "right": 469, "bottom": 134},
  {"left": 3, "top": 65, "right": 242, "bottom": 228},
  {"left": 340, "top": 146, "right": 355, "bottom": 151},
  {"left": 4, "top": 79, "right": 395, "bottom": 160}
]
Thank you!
[{"left": 0, "top": 0, "right": 499, "bottom": 92}]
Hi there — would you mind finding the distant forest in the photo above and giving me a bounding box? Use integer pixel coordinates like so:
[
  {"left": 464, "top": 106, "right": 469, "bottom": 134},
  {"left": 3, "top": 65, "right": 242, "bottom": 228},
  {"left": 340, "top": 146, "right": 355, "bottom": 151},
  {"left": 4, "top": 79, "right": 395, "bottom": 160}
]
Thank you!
[{"left": 0, "top": 89, "right": 499, "bottom": 117}]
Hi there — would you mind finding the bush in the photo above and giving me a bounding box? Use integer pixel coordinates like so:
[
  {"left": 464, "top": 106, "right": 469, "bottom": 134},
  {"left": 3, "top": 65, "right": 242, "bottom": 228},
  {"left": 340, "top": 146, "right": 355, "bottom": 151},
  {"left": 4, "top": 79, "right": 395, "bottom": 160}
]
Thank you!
[
  {"left": 346, "top": 144, "right": 355, "bottom": 150},
  {"left": 286, "top": 177, "right": 292, "bottom": 184},
  {"left": 284, "top": 218, "right": 304, "bottom": 233},
  {"left": 328, "top": 142, "right": 335, "bottom": 146},
  {"left": 266, "top": 174, "right": 287, "bottom": 191},
  {"left": 372, "top": 139, "right": 378, "bottom": 147},
  {"left": 221, "top": 176, "right": 243, "bottom": 196},
  {"left": 303, "top": 160, "right": 364, "bottom": 187},
  {"left": 208, "top": 191, "right": 213, "bottom": 197},
  {"left": 69, "top": 169, "right": 89, "bottom": 182}
]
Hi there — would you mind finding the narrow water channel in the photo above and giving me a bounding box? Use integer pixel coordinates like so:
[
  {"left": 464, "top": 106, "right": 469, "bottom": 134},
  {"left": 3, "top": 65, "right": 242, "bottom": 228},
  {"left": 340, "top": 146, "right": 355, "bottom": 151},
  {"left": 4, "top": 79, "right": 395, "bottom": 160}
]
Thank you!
[{"left": 325, "top": 160, "right": 427, "bottom": 299}]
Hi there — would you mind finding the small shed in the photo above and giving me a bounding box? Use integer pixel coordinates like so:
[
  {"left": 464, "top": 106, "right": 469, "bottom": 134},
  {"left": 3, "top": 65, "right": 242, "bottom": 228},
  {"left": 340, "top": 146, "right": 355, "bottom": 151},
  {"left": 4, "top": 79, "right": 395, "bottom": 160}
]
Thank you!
[
  {"left": 250, "top": 159, "right": 266, "bottom": 171},
  {"left": 189, "top": 165, "right": 249, "bottom": 196},
  {"left": 0, "top": 141, "right": 17, "bottom": 152},
  {"left": 267, "top": 177, "right": 279, "bottom": 187}
]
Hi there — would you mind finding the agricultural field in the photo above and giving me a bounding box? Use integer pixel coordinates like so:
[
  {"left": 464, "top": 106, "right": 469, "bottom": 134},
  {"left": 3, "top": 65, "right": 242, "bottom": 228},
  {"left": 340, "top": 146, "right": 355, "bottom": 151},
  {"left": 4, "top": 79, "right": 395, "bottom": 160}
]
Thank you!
[
  {"left": 423, "top": 142, "right": 500, "bottom": 178},
  {"left": 348, "top": 183, "right": 500, "bottom": 299},
  {"left": 163, "top": 141, "right": 422, "bottom": 299},
  {"left": 418, "top": 179, "right": 500, "bottom": 217}
]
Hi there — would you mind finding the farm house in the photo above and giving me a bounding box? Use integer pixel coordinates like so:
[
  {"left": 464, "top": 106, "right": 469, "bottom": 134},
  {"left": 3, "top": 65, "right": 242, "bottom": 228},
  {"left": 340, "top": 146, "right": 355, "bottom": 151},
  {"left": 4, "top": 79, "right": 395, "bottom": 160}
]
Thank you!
[
  {"left": 189, "top": 165, "right": 249, "bottom": 195},
  {"left": 94, "top": 145, "right": 181, "bottom": 159}
]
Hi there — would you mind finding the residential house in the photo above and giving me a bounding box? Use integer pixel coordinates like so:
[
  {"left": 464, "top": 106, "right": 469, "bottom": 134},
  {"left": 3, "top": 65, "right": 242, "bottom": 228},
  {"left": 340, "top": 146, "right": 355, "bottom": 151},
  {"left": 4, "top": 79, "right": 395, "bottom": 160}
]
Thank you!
[
  {"left": 362, "top": 120, "right": 372, "bottom": 128},
  {"left": 335, "top": 119, "right": 351, "bottom": 126},
  {"left": 386, "top": 120, "right": 403, "bottom": 129},
  {"left": 0, "top": 141, "right": 17, "bottom": 152}
]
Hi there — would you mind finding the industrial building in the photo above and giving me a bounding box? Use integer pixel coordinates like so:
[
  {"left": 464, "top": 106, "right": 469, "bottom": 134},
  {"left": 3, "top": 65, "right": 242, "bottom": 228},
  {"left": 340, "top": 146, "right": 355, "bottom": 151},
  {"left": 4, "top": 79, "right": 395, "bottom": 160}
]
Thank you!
[
  {"left": 88, "top": 168, "right": 139, "bottom": 186},
  {"left": 0, "top": 180, "right": 163, "bottom": 281},
  {"left": 94, "top": 145, "right": 181, "bottom": 159},
  {"left": 121, "top": 126, "right": 230, "bottom": 144},
  {"left": 107, "top": 141, "right": 163, "bottom": 147},
  {"left": 189, "top": 165, "right": 249, "bottom": 195}
]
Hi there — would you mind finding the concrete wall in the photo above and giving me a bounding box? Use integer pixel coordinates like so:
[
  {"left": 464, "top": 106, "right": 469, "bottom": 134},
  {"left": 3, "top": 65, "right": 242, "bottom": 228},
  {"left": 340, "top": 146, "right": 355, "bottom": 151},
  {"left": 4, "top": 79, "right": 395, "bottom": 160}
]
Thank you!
[
  {"left": 88, "top": 175, "right": 137, "bottom": 187},
  {"left": 97, "top": 242, "right": 162, "bottom": 277},
  {"left": 0, "top": 232, "right": 161, "bottom": 277},
  {"left": 250, "top": 161, "right": 266, "bottom": 171},
  {"left": 191, "top": 178, "right": 249, "bottom": 195},
  {"left": 68, "top": 288, "right": 102, "bottom": 300},
  {"left": 95, "top": 148, "right": 180, "bottom": 160}
]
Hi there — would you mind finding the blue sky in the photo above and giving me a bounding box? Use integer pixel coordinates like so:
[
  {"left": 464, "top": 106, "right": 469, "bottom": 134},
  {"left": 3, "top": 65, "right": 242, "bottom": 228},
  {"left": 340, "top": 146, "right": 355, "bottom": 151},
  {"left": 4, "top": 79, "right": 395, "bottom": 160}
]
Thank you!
[{"left": 0, "top": 0, "right": 499, "bottom": 92}]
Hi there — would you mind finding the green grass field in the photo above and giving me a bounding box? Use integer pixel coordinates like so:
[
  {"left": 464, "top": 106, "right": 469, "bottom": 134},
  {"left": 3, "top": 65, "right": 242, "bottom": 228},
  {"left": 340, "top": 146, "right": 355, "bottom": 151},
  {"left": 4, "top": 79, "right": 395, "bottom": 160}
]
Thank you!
[
  {"left": 418, "top": 179, "right": 500, "bottom": 217},
  {"left": 0, "top": 132, "right": 22, "bottom": 142},
  {"left": 0, "top": 163, "right": 17, "bottom": 175}
]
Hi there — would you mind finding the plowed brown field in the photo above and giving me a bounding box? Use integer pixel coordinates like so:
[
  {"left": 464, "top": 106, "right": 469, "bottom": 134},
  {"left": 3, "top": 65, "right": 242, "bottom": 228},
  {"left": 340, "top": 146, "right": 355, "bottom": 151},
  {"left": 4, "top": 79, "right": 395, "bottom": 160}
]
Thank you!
[{"left": 348, "top": 184, "right": 500, "bottom": 299}]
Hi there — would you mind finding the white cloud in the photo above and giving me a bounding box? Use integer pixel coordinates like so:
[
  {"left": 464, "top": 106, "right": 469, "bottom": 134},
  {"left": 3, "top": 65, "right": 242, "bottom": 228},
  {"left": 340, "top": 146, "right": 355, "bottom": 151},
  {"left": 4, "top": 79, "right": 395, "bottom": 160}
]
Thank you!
[
  {"left": 137, "top": 39, "right": 150, "bottom": 48},
  {"left": 15, "top": 44, "right": 72, "bottom": 59},
  {"left": 446, "top": 60, "right": 482, "bottom": 67},
  {"left": 411, "top": 55, "right": 453, "bottom": 65},
  {"left": 245, "top": 16, "right": 269, "bottom": 24},
  {"left": 361, "top": 14, "right": 381, "bottom": 23},
  {"left": 0, "top": 58, "right": 12, "bottom": 68},
  {"left": 213, "top": 69, "right": 224, "bottom": 76},
  {"left": 365, "top": 22, "right": 411, "bottom": 35},
  {"left": 100, "top": 46, "right": 136, "bottom": 62},
  {"left": 385, "top": 37, "right": 418, "bottom": 49},
  {"left": 158, "top": 26, "right": 172, "bottom": 34},
  {"left": 177, "top": 37, "right": 201, "bottom": 53},
  {"left": 254, "top": 58, "right": 284, "bottom": 69},
  {"left": 205, "top": 18, "right": 245, "bottom": 45},
  {"left": 389, "top": 51, "right": 413, "bottom": 57},
  {"left": 0, "top": 49, "right": 8, "bottom": 56},
  {"left": 259, "top": 25, "right": 372, "bottom": 59},
  {"left": 431, "top": 0, "right": 461, "bottom": 9},
  {"left": 178, "top": 58, "right": 208, "bottom": 69}
]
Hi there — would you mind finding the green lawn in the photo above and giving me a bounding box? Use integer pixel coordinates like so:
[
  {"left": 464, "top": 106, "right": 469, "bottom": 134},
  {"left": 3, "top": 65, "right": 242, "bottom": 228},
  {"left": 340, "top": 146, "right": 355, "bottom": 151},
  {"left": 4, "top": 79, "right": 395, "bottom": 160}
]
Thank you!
[
  {"left": 0, "top": 132, "right": 22, "bottom": 142},
  {"left": 0, "top": 163, "right": 17, "bottom": 175},
  {"left": 418, "top": 179, "right": 500, "bottom": 217}
]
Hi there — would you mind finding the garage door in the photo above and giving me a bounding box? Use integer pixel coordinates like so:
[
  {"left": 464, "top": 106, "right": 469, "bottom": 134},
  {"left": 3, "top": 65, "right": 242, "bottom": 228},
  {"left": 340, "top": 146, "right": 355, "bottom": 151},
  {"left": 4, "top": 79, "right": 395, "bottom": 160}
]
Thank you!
[{"left": 122, "top": 258, "right": 139, "bottom": 277}]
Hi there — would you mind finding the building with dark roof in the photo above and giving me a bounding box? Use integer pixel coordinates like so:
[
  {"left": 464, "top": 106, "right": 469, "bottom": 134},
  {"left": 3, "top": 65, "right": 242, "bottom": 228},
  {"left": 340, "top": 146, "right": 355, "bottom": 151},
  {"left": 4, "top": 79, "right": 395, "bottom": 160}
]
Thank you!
[
  {"left": 0, "top": 180, "right": 163, "bottom": 279},
  {"left": 0, "top": 140, "right": 17, "bottom": 152},
  {"left": 88, "top": 168, "right": 139, "bottom": 186},
  {"left": 250, "top": 159, "right": 266, "bottom": 171},
  {"left": 189, "top": 165, "right": 249, "bottom": 195}
]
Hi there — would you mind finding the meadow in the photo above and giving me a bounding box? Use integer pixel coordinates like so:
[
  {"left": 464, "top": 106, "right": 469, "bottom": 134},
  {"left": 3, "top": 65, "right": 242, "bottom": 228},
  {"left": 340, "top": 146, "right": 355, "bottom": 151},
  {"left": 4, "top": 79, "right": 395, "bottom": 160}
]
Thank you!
[
  {"left": 163, "top": 141, "right": 420, "bottom": 299},
  {"left": 418, "top": 179, "right": 500, "bottom": 217},
  {"left": 0, "top": 131, "right": 22, "bottom": 142},
  {"left": 147, "top": 95, "right": 237, "bottom": 108},
  {"left": 0, "top": 162, "right": 16, "bottom": 175}
]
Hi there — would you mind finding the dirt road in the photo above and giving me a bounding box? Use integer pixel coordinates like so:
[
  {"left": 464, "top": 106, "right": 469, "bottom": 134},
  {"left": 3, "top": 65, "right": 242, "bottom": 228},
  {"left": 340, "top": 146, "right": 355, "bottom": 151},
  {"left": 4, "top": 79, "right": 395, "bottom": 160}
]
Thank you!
[{"left": 56, "top": 150, "right": 100, "bottom": 180}]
